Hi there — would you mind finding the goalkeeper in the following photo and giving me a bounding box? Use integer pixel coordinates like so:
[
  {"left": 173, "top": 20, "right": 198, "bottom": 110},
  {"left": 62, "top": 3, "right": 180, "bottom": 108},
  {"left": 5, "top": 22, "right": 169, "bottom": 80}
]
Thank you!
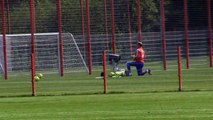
[{"left": 126, "top": 42, "right": 151, "bottom": 76}]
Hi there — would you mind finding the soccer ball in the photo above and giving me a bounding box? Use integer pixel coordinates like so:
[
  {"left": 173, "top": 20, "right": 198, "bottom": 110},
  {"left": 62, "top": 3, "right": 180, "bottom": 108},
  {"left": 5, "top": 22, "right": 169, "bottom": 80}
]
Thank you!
[
  {"left": 109, "top": 72, "right": 115, "bottom": 77},
  {"left": 38, "top": 73, "right": 43, "bottom": 79},
  {"left": 34, "top": 76, "right": 40, "bottom": 81},
  {"left": 115, "top": 71, "right": 125, "bottom": 76}
]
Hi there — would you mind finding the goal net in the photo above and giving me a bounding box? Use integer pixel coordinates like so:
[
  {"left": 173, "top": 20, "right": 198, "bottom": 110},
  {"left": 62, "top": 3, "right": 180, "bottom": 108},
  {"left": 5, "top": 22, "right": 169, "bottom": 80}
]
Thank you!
[
  {"left": 0, "top": 33, "right": 88, "bottom": 74},
  {"left": 0, "top": 35, "right": 12, "bottom": 74},
  {"left": 0, "top": 37, "right": 3, "bottom": 73}
]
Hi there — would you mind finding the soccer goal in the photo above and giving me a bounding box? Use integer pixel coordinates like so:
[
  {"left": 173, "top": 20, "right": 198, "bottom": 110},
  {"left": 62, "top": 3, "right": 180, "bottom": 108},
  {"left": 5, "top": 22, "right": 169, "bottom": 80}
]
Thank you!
[
  {"left": 0, "top": 37, "right": 2, "bottom": 73},
  {"left": 0, "top": 33, "right": 88, "bottom": 74},
  {"left": 0, "top": 49, "right": 3, "bottom": 74},
  {"left": 62, "top": 33, "right": 89, "bottom": 73},
  {"left": 0, "top": 35, "right": 6, "bottom": 74}
]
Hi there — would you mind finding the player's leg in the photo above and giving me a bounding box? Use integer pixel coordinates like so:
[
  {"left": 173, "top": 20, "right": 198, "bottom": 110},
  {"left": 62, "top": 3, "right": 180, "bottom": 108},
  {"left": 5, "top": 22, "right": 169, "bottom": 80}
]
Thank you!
[
  {"left": 126, "top": 61, "right": 137, "bottom": 76},
  {"left": 147, "top": 69, "right": 152, "bottom": 75},
  {"left": 135, "top": 62, "right": 147, "bottom": 76}
]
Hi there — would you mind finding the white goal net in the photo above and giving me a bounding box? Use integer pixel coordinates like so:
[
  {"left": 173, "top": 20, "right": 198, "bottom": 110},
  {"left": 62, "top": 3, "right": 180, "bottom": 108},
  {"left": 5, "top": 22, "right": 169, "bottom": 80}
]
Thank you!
[
  {"left": 0, "top": 37, "right": 4, "bottom": 73},
  {"left": 0, "top": 33, "right": 88, "bottom": 74},
  {"left": 0, "top": 35, "right": 12, "bottom": 74}
]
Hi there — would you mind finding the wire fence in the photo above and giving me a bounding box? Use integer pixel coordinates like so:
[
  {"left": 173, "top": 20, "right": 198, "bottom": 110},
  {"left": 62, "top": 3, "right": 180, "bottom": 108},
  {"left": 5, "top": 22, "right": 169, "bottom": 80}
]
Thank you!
[{"left": 0, "top": 0, "right": 213, "bottom": 96}]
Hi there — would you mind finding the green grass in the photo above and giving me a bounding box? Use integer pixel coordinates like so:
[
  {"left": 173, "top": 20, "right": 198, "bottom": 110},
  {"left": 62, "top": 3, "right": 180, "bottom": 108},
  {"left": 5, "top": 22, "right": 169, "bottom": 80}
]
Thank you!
[
  {"left": 0, "top": 57, "right": 213, "bottom": 119},
  {"left": 0, "top": 66, "right": 213, "bottom": 97},
  {"left": 0, "top": 92, "right": 213, "bottom": 120}
]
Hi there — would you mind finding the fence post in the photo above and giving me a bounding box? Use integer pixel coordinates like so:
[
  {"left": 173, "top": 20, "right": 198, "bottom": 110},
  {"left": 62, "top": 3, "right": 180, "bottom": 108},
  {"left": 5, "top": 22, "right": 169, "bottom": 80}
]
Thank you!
[
  {"left": 102, "top": 50, "right": 107, "bottom": 94},
  {"left": 183, "top": 0, "right": 190, "bottom": 69},
  {"left": 103, "top": 0, "right": 109, "bottom": 50},
  {"left": 31, "top": 53, "right": 36, "bottom": 96},
  {"left": 178, "top": 47, "right": 182, "bottom": 91},
  {"left": 110, "top": 0, "right": 116, "bottom": 53},
  {"left": 160, "top": 0, "right": 167, "bottom": 70},
  {"left": 57, "top": 0, "right": 64, "bottom": 76},
  {"left": 86, "top": 0, "right": 92, "bottom": 74},
  {"left": 207, "top": 0, "right": 212, "bottom": 67},
  {"left": 127, "top": 0, "right": 133, "bottom": 54},
  {"left": 137, "top": 0, "right": 142, "bottom": 42},
  {"left": 30, "top": 0, "right": 36, "bottom": 96},
  {"left": 6, "top": 0, "right": 10, "bottom": 33},
  {"left": 1, "top": 0, "right": 8, "bottom": 80},
  {"left": 80, "top": 0, "right": 86, "bottom": 58}
]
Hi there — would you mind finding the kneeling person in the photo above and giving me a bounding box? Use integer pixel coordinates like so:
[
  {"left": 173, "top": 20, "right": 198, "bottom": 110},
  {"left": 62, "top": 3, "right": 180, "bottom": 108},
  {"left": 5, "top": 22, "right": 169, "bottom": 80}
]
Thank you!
[{"left": 126, "top": 42, "right": 151, "bottom": 76}]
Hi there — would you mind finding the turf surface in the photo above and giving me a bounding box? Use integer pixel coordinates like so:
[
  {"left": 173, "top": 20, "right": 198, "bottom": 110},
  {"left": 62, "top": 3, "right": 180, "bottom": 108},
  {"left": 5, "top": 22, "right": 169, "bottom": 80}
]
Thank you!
[
  {"left": 0, "top": 60, "right": 213, "bottom": 119},
  {"left": 0, "top": 91, "right": 213, "bottom": 120},
  {"left": 1, "top": 67, "right": 213, "bottom": 97}
]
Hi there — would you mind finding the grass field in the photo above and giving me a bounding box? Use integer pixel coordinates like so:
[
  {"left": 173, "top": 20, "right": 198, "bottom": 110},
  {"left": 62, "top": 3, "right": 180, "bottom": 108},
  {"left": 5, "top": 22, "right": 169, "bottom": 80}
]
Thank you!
[
  {"left": 0, "top": 91, "right": 213, "bottom": 120},
  {"left": 1, "top": 67, "right": 213, "bottom": 97},
  {"left": 0, "top": 60, "right": 213, "bottom": 119}
]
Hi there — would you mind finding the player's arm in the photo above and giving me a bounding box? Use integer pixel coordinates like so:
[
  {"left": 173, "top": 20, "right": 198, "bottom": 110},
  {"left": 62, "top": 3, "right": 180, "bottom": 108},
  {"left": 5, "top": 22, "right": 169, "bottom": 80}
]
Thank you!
[
  {"left": 132, "top": 50, "right": 139, "bottom": 60},
  {"left": 131, "top": 54, "right": 136, "bottom": 59}
]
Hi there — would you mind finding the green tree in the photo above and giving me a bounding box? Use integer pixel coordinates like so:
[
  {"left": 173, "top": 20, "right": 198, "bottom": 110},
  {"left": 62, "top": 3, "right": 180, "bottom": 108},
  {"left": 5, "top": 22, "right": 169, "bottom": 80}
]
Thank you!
[
  {"left": 2, "top": 0, "right": 210, "bottom": 34},
  {"left": 114, "top": 0, "right": 160, "bottom": 32},
  {"left": 165, "top": 0, "right": 209, "bottom": 31}
]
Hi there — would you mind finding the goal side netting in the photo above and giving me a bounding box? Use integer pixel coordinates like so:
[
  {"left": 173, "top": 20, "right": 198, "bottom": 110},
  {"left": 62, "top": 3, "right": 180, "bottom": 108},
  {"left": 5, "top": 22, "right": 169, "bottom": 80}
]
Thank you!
[
  {"left": 0, "top": 35, "right": 12, "bottom": 74},
  {"left": 0, "top": 33, "right": 88, "bottom": 74},
  {"left": 0, "top": 37, "right": 4, "bottom": 73}
]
